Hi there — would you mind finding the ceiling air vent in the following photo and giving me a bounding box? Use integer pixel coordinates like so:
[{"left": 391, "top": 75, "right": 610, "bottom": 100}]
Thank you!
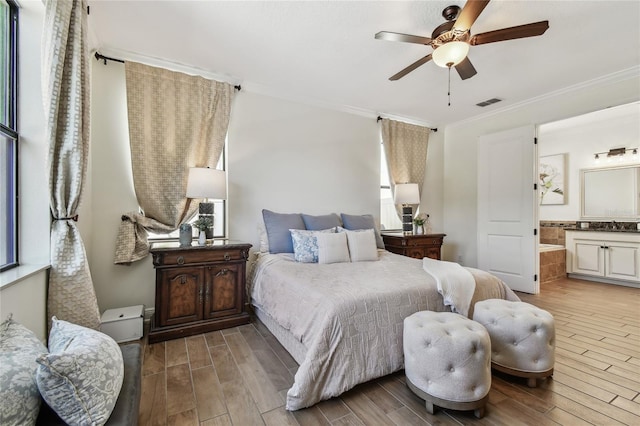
[{"left": 476, "top": 98, "right": 502, "bottom": 107}]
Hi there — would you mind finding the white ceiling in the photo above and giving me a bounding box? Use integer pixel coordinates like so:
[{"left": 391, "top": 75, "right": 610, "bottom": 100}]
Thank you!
[{"left": 88, "top": 0, "right": 640, "bottom": 127}]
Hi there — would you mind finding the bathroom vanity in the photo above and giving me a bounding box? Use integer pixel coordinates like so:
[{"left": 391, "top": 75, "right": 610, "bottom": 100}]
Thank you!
[{"left": 565, "top": 230, "right": 640, "bottom": 287}]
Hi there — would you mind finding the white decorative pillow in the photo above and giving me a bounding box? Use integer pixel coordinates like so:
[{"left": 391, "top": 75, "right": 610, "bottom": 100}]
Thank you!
[
  {"left": 36, "top": 317, "right": 124, "bottom": 426},
  {"left": 290, "top": 228, "right": 335, "bottom": 263},
  {"left": 344, "top": 228, "right": 379, "bottom": 262},
  {"left": 0, "top": 316, "right": 47, "bottom": 426},
  {"left": 316, "top": 232, "right": 351, "bottom": 264},
  {"left": 258, "top": 221, "right": 269, "bottom": 252}
]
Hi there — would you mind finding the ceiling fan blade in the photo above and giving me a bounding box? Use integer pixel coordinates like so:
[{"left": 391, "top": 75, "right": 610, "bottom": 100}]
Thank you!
[
  {"left": 389, "top": 54, "right": 433, "bottom": 81},
  {"left": 453, "top": 0, "right": 491, "bottom": 32},
  {"left": 470, "top": 21, "right": 549, "bottom": 45},
  {"left": 455, "top": 57, "right": 477, "bottom": 80},
  {"left": 375, "top": 31, "right": 432, "bottom": 45}
]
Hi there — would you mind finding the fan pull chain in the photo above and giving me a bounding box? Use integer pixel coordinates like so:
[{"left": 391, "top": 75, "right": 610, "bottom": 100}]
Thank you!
[{"left": 447, "top": 63, "right": 452, "bottom": 106}]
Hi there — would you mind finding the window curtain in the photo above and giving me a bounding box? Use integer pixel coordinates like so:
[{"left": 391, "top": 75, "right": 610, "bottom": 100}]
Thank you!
[
  {"left": 380, "top": 118, "right": 431, "bottom": 218},
  {"left": 42, "top": 0, "right": 100, "bottom": 329},
  {"left": 113, "top": 62, "right": 234, "bottom": 264}
]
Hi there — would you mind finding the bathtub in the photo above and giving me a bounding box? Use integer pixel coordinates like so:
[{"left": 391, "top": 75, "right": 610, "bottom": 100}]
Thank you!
[
  {"left": 539, "top": 244, "right": 566, "bottom": 283},
  {"left": 540, "top": 243, "right": 565, "bottom": 252}
]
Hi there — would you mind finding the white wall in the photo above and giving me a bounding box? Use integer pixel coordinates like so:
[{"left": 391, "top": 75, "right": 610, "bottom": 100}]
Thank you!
[
  {"left": 89, "top": 64, "right": 383, "bottom": 311},
  {"left": 228, "top": 91, "right": 380, "bottom": 248},
  {"left": 538, "top": 102, "right": 640, "bottom": 221},
  {"left": 442, "top": 74, "right": 640, "bottom": 268},
  {"left": 0, "top": 0, "right": 48, "bottom": 341}
]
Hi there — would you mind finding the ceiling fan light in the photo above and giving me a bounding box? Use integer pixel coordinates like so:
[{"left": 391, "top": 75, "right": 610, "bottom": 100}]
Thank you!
[{"left": 432, "top": 41, "right": 470, "bottom": 68}]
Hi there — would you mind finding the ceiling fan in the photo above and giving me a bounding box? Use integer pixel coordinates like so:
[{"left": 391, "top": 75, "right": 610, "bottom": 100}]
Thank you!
[{"left": 375, "top": 0, "right": 549, "bottom": 81}]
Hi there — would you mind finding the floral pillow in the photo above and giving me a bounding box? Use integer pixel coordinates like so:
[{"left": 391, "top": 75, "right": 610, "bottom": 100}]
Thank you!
[
  {"left": 290, "top": 228, "right": 335, "bottom": 263},
  {"left": 36, "top": 317, "right": 124, "bottom": 425},
  {"left": 0, "top": 316, "right": 47, "bottom": 426}
]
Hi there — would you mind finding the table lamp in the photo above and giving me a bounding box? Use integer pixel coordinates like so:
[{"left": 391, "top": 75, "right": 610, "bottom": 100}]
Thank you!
[
  {"left": 394, "top": 183, "right": 420, "bottom": 235},
  {"left": 186, "top": 167, "right": 227, "bottom": 239}
]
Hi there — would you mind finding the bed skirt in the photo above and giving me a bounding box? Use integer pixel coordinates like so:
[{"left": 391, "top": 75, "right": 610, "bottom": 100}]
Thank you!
[{"left": 254, "top": 306, "right": 307, "bottom": 366}]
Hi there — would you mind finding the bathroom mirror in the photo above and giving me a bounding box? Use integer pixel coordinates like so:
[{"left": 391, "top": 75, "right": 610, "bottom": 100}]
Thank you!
[{"left": 581, "top": 165, "right": 640, "bottom": 219}]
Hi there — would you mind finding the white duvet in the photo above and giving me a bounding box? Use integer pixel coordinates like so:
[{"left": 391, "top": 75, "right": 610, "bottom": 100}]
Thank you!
[{"left": 249, "top": 250, "right": 519, "bottom": 410}]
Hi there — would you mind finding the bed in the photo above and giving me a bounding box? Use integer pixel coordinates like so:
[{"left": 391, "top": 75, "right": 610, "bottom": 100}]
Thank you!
[{"left": 248, "top": 248, "right": 519, "bottom": 411}]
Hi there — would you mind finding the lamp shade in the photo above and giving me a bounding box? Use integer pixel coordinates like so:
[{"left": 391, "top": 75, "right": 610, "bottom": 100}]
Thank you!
[
  {"left": 432, "top": 41, "right": 470, "bottom": 68},
  {"left": 394, "top": 183, "right": 420, "bottom": 205},
  {"left": 186, "top": 167, "right": 227, "bottom": 200}
]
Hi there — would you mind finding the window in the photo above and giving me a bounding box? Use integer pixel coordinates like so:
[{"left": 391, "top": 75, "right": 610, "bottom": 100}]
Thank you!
[
  {"left": 380, "top": 143, "right": 402, "bottom": 231},
  {"left": 0, "top": 0, "right": 17, "bottom": 271}
]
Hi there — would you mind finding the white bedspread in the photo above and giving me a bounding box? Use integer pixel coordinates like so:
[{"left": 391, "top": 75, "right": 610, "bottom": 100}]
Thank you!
[
  {"left": 422, "top": 257, "right": 476, "bottom": 317},
  {"left": 249, "top": 250, "right": 518, "bottom": 410}
]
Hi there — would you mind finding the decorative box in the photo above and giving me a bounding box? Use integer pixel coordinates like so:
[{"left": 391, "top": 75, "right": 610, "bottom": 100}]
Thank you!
[{"left": 100, "top": 305, "right": 144, "bottom": 343}]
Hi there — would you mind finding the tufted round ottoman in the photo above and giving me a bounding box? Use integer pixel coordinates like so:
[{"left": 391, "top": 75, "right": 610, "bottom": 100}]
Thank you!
[
  {"left": 473, "top": 299, "right": 555, "bottom": 387},
  {"left": 403, "top": 311, "right": 491, "bottom": 418}
]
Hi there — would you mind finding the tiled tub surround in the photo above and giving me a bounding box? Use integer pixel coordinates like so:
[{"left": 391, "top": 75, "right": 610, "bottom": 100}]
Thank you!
[
  {"left": 540, "top": 221, "right": 576, "bottom": 245},
  {"left": 540, "top": 244, "right": 566, "bottom": 284}
]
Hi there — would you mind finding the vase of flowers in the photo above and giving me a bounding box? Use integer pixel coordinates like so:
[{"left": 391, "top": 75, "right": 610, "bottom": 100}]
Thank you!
[
  {"left": 192, "top": 217, "right": 212, "bottom": 246},
  {"left": 413, "top": 212, "right": 429, "bottom": 235}
]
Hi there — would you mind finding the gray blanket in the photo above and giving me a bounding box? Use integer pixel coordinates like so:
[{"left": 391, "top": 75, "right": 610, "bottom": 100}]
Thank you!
[{"left": 249, "top": 251, "right": 518, "bottom": 410}]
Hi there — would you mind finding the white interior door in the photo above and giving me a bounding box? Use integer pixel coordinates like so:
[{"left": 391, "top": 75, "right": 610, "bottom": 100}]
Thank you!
[{"left": 477, "top": 125, "right": 539, "bottom": 294}]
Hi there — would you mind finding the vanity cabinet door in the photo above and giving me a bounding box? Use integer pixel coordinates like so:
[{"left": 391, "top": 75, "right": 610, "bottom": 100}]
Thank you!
[
  {"left": 572, "top": 241, "right": 604, "bottom": 277},
  {"left": 606, "top": 242, "right": 640, "bottom": 282}
]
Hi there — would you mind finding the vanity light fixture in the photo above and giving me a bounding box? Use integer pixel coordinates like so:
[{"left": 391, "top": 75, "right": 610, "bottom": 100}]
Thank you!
[{"left": 593, "top": 147, "right": 639, "bottom": 164}]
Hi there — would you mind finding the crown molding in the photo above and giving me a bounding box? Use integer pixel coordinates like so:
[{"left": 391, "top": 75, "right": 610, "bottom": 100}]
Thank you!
[
  {"left": 91, "top": 47, "right": 441, "bottom": 128},
  {"left": 449, "top": 66, "right": 640, "bottom": 129}
]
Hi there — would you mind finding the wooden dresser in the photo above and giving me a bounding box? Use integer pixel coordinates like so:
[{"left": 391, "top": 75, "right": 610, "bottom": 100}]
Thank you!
[
  {"left": 382, "top": 233, "right": 446, "bottom": 260},
  {"left": 148, "top": 240, "right": 252, "bottom": 343}
]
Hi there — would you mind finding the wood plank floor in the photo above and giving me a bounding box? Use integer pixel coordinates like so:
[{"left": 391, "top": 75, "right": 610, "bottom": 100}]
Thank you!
[{"left": 136, "top": 278, "right": 640, "bottom": 425}]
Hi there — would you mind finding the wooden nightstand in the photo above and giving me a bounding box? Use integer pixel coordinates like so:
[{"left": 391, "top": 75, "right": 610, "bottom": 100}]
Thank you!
[
  {"left": 148, "top": 240, "right": 252, "bottom": 343},
  {"left": 382, "top": 233, "right": 446, "bottom": 260}
]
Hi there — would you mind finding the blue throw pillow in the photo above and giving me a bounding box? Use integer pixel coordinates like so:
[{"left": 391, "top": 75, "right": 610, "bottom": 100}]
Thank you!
[
  {"left": 262, "top": 209, "right": 305, "bottom": 253},
  {"left": 340, "top": 213, "right": 385, "bottom": 249},
  {"left": 301, "top": 213, "right": 342, "bottom": 230}
]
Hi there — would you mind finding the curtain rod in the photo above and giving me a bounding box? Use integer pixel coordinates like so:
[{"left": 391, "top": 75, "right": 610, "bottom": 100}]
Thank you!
[
  {"left": 377, "top": 116, "right": 437, "bottom": 132},
  {"left": 93, "top": 52, "right": 242, "bottom": 91}
]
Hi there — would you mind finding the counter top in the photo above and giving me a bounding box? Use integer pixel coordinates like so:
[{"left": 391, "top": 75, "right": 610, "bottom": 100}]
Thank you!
[{"left": 564, "top": 227, "right": 640, "bottom": 233}]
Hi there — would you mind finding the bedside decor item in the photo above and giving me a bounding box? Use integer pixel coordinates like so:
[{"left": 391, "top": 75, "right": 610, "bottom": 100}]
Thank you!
[
  {"left": 179, "top": 223, "right": 193, "bottom": 246},
  {"left": 192, "top": 217, "right": 211, "bottom": 246},
  {"left": 413, "top": 212, "right": 429, "bottom": 235},
  {"left": 394, "top": 183, "right": 420, "bottom": 234},
  {"left": 186, "top": 167, "right": 227, "bottom": 239}
]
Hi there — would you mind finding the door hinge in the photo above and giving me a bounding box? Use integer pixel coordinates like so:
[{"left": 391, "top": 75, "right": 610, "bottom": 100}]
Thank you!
[
  {"left": 534, "top": 137, "right": 538, "bottom": 145},
  {"left": 534, "top": 229, "right": 537, "bottom": 236},
  {"left": 534, "top": 274, "right": 538, "bottom": 281},
  {"left": 534, "top": 183, "right": 537, "bottom": 190},
  {"left": 87, "top": 5, "right": 90, "bottom": 15}
]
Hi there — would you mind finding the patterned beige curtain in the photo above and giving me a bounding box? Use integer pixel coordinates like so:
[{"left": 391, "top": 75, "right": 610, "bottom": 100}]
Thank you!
[
  {"left": 381, "top": 118, "right": 431, "bottom": 218},
  {"left": 114, "top": 62, "right": 234, "bottom": 264},
  {"left": 42, "top": 0, "right": 101, "bottom": 329}
]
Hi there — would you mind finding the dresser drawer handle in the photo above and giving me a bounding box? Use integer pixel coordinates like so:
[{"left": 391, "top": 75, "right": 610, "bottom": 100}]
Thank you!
[
  {"left": 216, "top": 268, "right": 229, "bottom": 276},
  {"left": 177, "top": 256, "right": 185, "bottom": 265},
  {"left": 224, "top": 253, "right": 231, "bottom": 261}
]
